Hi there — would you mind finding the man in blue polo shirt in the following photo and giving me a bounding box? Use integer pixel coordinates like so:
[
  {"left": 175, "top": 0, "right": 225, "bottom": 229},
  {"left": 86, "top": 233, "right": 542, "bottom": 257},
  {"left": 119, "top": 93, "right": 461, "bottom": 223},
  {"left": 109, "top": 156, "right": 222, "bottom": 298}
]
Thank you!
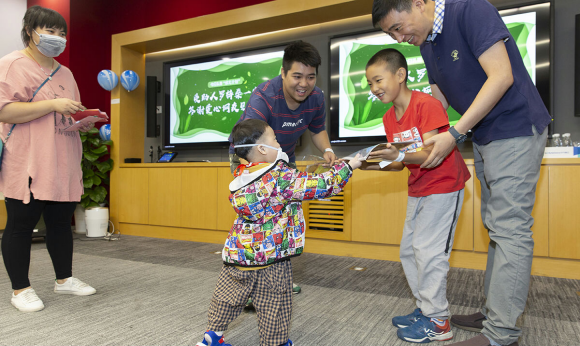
[
  {"left": 228, "top": 41, "right": 337, "bottom": 171},
  {"left": 373, "top": 0, "right": 551, "bottom": 345}
]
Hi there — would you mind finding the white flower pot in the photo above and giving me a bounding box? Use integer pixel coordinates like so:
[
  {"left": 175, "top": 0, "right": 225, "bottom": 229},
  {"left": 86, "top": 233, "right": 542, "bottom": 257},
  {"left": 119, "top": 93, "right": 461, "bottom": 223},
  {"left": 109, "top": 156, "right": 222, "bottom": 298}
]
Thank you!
[
  {"left": 74, "top": 204, "right": 87, "bottom": 234},
  {"left": 85, "top": 207, "right": 109, "bottom": 238}
]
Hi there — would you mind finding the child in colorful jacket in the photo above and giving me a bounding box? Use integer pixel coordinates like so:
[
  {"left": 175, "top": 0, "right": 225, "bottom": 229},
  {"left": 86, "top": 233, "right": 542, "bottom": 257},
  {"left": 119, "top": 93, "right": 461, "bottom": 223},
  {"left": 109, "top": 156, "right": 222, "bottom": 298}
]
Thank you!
[{"left": 196, "top": 119, "right": 362, "bottom": 346}]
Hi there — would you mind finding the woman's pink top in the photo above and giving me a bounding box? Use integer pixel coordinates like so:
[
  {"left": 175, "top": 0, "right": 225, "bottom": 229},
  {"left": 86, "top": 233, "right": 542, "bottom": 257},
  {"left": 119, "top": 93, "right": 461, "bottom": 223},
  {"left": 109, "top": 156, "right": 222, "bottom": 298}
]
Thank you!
[{"left": 0, "top": 51, "right": 83, "bottom": 204}]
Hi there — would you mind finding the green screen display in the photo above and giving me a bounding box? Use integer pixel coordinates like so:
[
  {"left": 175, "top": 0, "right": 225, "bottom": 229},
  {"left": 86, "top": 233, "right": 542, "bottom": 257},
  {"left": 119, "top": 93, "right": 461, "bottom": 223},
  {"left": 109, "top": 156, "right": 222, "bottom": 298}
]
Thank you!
[{"left": 165, "top": 49, "right": 284, "bottom": 148}]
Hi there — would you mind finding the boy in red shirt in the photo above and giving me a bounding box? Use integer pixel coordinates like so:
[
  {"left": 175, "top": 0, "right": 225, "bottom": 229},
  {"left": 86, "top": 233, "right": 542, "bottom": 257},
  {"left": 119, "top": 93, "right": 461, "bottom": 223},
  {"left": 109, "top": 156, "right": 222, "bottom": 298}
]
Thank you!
[{"left": 363, "top": 48, "right": 470, "bottom": 343}]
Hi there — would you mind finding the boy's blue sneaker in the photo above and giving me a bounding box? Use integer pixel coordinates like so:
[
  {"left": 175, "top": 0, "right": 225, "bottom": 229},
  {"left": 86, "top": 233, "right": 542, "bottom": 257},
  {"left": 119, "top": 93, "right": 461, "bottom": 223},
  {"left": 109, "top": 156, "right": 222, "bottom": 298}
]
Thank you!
[
  {"left": 196, "top": 330, "right": 232, "bottom": 346},
  {"left": 392, "top": 308, "right": 423, "bottom": 328},
  {"left": 396, "top": 315, "right": 453, "bottom": 343},
  {"left": 280, "top": 340, "right": 293, "bottom": 346}
]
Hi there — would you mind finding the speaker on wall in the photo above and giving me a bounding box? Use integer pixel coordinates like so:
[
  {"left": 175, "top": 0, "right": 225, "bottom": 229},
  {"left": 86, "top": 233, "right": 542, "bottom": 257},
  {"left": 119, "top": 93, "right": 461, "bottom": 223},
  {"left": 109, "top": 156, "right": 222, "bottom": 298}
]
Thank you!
[
  {"left": 575, "top": 14, "right": 580, "bottom": 117},
  {"left": 146, "top": 76, "right": 159, "bottom": 137}
]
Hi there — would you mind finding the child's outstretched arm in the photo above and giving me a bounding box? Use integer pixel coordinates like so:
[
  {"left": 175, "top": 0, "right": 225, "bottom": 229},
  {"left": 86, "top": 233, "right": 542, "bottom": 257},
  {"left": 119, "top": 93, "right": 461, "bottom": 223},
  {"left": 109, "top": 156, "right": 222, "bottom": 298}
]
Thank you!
[
  {"left": 367, "top": 129, "right": 440, "bottom": 166},
  {"left": 274, "top": 155, "right": 361, "bottom": 203},
  {"left": 359, "top": 161, "right": 405, "bottom": 171}
]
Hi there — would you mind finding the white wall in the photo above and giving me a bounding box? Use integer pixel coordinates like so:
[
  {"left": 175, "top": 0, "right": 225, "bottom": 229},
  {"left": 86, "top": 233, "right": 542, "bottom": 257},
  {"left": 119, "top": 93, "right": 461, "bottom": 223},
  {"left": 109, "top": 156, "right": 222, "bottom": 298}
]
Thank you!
[{"left": 0, "top": 0, "right": 27, "bottom": 58}]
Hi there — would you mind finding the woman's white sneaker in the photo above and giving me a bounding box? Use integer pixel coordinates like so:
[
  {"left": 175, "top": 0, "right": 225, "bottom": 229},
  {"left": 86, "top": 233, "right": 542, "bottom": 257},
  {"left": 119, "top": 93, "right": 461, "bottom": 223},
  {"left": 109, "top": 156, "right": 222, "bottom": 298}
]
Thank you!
[
  {"left": 54, "top": 277, "right": 96, "bottom": 296},
  {"left": 11, "top": 288, "right": 45, "bottom": 312}
]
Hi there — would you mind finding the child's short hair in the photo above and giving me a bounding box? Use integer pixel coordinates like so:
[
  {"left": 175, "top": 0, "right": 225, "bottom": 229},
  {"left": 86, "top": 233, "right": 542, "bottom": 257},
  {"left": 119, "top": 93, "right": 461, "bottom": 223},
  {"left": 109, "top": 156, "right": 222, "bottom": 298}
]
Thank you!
[
  {"left": 366, "top": 48, "right": 408, "bottom": 82},
  {"left": 282, "top": 41, "right": 322, "bottom": 75},
  {"left": 231, "top": 119, "right": 269, "bottom": 160}
]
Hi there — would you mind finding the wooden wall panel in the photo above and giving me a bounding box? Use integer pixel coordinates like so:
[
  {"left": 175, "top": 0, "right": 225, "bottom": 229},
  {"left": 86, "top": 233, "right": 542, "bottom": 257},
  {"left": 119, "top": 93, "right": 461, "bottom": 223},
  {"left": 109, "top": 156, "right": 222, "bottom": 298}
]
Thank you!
[
  {"left": 549, "top": 166, "right": 580, "bottom": 259},
  {"left": 148, "top": 168, "right": 182, "bottom": 227},
  {"left": 118, "top": 168, "right": 149, "bottom": 224},
  {"left": 351, "top": 169, "right": 408, "bottom": 244},
  {"left": 181, "top": 168, "right": 218, "bottom": 229},
  {"left": 0, "top": 200, "right": 7, "bottom": 230}
]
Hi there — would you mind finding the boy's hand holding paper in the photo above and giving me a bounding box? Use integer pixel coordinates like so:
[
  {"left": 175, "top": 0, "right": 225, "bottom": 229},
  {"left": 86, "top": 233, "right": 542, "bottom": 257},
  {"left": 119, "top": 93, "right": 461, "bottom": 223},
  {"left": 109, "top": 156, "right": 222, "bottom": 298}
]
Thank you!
[{"left": 367, "top": 143, "right": 400, "bottom": 161}]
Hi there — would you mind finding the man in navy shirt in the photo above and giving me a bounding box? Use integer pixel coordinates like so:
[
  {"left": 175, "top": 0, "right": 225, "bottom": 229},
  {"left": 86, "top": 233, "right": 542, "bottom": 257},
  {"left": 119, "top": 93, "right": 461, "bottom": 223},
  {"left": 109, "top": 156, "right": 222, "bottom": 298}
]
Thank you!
[
  {"left": 373, "top": 0, "right": 551, "bottom": 345},
  {"left": 229, "top": 41, "right": 337, "bottom": 171}
]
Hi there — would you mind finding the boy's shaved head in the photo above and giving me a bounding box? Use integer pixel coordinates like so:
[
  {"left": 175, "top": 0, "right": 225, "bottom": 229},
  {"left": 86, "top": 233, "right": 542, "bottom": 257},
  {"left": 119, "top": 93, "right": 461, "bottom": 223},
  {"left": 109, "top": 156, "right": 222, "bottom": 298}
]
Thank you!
[{"left": 366, "top": 48, "right": 408, "bottom": 82}]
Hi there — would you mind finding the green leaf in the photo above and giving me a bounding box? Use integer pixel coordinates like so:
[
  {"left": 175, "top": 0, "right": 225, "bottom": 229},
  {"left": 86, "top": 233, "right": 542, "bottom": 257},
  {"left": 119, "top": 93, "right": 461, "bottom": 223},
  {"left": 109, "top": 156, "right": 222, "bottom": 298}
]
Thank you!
[
  {"left": 82, "top": 167, "right": 94, "bottom": 178},
  {"left": 81, "top": 198, "right": 91, "bottom": 209},
  {"left": 81, "top": 136, "right": 87, "bottom": 143},
  {"left": 90, "top": 145, "right": 108, "bottom": 155},
  {"left": 101, "top": 140, "right": 113, "bottom": 146},
  {"left": 84, "top": 152, "right": 99, "bottom": 162},
  {"left": 88, "top": 137, "right": 100, "bottom": 146},
  {"left": 89, "top": 186, "right": 107, "bottom": 203},
  {"left": 81, "top": 193, "right": 89, "bottom": 199},
  {"left": 92, "top": 175, "right": 102, "bottom": 186},
  {"left": 96, "top": 161, "right": 112, "bottom": 173},
  {"left": 95, "top": 171, "right": 107, "bottom": 179},
  {"left": 88, "top": 127, "right": 99, "bottom": 134},
  {"left": 83, "top": 176, "right": 93, "bottom": 188}
]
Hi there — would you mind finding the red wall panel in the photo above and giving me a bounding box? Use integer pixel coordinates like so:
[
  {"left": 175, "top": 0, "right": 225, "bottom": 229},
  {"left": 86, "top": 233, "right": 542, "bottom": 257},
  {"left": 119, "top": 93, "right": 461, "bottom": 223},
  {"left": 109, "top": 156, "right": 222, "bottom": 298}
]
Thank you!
[{"left": 29, "top": 0, "right": 273, "bottom": 118}]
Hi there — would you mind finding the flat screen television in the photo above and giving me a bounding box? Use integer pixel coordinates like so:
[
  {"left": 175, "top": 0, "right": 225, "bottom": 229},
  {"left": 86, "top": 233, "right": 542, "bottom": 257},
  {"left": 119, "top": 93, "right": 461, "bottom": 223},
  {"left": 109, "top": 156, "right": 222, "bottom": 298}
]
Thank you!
[
  {"left": 328, "top": 2, "right": 551, "bottom": 145},
  {"left": 163, "top": 46, "right": 285, "bottom": 150}
]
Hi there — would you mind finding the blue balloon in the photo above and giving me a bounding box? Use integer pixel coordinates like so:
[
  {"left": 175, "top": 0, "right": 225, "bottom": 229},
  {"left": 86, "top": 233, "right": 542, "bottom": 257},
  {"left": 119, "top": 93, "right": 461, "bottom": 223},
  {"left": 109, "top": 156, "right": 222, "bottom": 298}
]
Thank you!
[
  {"left": 120, "top": 70, "right": 140, "bottom": 92},
  {"left": 99, "top": 124, "right": 111, "bottom": 141},
  {"left": 97, "top": 70, "right": 118, "bottom": 91}
]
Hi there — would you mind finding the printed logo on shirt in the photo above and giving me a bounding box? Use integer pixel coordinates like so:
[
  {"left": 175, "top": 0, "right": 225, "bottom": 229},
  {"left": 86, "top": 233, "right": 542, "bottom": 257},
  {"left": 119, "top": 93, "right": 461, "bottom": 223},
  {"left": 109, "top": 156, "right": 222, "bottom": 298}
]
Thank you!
[
  {"left": 281, "top": 119, "right": 304, "bottom": 128},
  {"left": 393, "top": 127, "right": 423, "bottom": 153},
  {"left": 451, "top": 50, "right": 459, "bottom": 61}
]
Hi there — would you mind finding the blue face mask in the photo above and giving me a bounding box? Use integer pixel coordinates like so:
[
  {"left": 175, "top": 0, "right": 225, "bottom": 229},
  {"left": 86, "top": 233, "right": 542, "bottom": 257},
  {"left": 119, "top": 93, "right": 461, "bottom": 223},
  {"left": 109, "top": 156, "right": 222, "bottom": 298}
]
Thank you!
[
  {"left": 234, "top": 143, "right": 289, "bottom": 163},
  {"left": 33, "top": 29, "right": 67, "bottom": 58}
]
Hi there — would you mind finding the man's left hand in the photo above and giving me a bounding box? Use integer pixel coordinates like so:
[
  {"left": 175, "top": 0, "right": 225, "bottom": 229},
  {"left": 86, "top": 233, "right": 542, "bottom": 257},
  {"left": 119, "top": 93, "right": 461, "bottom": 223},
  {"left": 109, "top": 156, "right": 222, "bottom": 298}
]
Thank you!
[{"left": 420, "top": 131, "right": 456, "bottom": 168}]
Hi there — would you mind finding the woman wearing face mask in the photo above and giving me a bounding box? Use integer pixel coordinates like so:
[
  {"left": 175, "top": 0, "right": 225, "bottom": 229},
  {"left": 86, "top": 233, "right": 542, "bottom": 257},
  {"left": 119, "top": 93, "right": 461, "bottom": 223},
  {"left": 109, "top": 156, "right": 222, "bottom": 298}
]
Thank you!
[{"left": 0, "top": 5, "right": 96, "bottom": 312}]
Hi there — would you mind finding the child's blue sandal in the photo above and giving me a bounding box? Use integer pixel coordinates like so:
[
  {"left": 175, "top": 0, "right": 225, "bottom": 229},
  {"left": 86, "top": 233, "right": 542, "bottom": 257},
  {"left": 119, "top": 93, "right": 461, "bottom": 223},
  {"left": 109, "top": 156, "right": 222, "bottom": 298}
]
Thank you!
[{"left": 196, "top": 331, "right": 232, "bottom": 346}]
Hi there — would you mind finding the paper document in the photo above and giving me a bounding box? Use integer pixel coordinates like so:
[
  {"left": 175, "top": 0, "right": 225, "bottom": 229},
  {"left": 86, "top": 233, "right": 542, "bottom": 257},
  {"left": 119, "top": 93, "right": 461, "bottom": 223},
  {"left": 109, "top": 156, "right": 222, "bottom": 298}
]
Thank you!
[
  {"left": 63, "top": 109, "right": 108, "bottom": 131},
  {"left": 343, "top": 141, "right": 416, "bottom": 160}
]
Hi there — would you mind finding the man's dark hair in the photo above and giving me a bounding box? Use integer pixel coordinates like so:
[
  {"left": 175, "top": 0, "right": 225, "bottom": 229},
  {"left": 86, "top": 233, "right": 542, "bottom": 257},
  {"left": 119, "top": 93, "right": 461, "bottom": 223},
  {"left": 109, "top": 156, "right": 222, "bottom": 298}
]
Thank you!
[
  {"left": 232, "top": 119, "right": 269, "bottom": 161},
  {"left": 366, "top": 48, "right": 408, "bottom": 82},
  {"left": 282, "top": 41, "right": 322, "bottom": 75},
  {"left": 372, "top": 0, "right": 430, "bottom": 29},
  {"left": 21, "top": 5, "right": 68, "bottom": 47}
]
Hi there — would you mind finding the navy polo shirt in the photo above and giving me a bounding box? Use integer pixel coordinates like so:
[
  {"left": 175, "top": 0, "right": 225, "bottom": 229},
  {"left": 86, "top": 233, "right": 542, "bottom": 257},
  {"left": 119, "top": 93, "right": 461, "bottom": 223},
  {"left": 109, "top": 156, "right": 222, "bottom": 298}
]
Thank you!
[
  {"left": 228, "top": 75, "right": 326, "bottom": 162},
  {"left": 420, "top": 0, "right": 552, "bottom": 145}
]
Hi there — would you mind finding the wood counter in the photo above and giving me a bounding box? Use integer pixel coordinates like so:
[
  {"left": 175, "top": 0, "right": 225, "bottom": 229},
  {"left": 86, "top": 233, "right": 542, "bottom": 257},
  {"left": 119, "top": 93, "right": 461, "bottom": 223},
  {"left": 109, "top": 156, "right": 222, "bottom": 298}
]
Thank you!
[{"left": 114, "top": 158, "right": 580, "bottom": 280}]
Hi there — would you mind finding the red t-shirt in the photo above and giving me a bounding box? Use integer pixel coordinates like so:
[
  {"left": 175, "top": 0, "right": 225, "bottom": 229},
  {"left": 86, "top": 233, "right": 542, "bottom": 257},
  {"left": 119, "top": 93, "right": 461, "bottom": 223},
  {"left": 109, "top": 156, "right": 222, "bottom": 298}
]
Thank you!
[{"left": 383, "top": 91, "right": 471, "bottom": 197}]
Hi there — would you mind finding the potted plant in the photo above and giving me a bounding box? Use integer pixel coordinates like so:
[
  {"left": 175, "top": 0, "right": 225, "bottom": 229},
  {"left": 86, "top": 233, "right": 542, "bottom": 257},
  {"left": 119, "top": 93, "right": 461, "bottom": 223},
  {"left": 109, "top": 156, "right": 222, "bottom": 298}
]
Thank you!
[{"left": 74, "top": 127, "right": 113, "bottom": 234}]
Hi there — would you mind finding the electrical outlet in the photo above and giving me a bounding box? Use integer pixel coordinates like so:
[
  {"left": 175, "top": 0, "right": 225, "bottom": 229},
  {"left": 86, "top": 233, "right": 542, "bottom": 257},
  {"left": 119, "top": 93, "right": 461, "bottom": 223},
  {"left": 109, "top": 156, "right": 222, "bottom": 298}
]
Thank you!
[{"left": 156, "top": 106, "right": 162, "bottom": 114}]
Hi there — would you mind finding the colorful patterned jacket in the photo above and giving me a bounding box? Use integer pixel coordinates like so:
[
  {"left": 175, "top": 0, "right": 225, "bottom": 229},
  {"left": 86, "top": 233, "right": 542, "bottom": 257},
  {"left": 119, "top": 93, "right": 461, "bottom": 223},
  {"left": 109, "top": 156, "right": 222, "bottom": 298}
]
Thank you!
[{"left": 223, "top": 159, "right": 353, "bottom": 267}]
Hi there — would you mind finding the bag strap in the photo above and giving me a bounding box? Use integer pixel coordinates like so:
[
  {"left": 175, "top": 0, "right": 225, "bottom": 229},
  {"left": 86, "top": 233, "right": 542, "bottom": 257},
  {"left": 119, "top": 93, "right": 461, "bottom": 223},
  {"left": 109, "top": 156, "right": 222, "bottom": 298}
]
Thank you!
[
  {"left": 28, "top": 64, "right": 61, "bottom": 102},
  {"left": 4, "top": 64, "right": 62, "bottom": 144}
]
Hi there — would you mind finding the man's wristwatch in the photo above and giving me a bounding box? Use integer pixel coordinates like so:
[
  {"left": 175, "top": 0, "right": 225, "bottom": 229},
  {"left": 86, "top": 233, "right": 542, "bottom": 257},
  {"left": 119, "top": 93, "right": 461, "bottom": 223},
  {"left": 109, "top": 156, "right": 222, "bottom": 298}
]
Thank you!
[
  {"left": 324, "top": 148, "right": 334, "bottom": 153},
  {"left": 448, "top": 126, "right": 467, "bottom": 144}
]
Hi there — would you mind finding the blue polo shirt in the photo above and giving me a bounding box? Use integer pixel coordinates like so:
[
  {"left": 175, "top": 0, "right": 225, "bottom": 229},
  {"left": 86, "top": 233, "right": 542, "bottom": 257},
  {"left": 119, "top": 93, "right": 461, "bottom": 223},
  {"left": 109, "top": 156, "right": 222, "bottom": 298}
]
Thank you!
[
  {"left": 420, "top": 0, "right": 552, "bottom": 145},
  {"left": 228, "top": 75, "right": 326, "bottom": 162}
]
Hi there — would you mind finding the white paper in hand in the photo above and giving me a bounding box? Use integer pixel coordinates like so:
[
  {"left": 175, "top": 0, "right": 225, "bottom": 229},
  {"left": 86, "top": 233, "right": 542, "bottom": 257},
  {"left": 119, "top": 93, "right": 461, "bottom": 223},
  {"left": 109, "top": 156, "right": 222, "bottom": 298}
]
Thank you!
[{"left": 378, "top": 160, "right": 393, "bottom": 169}]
